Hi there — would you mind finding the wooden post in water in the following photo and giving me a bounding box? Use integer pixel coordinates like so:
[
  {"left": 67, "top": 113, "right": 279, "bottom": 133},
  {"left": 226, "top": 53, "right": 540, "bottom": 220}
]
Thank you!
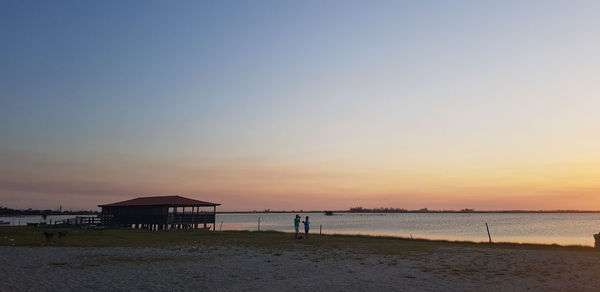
[
  {"left": 320, "top": 224, "right": 322, "bottom": 235},
  {"left": 258, "top": 217, "right": 261, "bottom": 231},
  {"left": 486, "top": 222, "right": 492, "bottom": 243}
]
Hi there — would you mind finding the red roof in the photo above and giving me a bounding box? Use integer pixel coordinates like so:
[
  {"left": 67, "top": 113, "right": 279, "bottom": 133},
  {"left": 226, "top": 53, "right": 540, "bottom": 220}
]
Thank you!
[{"left": 99, "top": 195, "right": 220, "bottom": 207}]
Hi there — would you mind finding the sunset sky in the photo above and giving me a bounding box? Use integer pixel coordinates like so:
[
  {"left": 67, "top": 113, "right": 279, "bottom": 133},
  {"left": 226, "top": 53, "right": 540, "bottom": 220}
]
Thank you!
[{"left": 1, "top": 1, "right": 600, "bottom": 211}]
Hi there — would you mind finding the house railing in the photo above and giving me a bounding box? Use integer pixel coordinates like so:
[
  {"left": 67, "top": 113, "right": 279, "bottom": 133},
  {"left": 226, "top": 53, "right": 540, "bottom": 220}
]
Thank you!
[
  {"left": 167, "top": 213, "right": 215, "bottom": 225},
  {"left": 99, "top": 213, "right": 216, "bottom": 226}
]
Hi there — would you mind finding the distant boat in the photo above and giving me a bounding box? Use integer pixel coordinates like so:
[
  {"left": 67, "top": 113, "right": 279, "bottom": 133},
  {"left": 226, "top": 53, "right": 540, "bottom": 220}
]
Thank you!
[{"left": 324, "top": 211, "right": 334, "bottom": 216}]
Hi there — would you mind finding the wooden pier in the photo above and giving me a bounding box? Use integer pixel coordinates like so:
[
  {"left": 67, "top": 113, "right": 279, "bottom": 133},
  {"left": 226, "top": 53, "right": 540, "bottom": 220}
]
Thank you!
[{"left": 54, "top": 216, "right": 101, "bottom": 226}]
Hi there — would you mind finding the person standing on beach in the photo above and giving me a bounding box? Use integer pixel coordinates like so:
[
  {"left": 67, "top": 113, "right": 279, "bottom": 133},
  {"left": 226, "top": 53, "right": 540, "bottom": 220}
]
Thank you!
[
  {"left": 293, "top": 215, "right": 301, "bottom": 239},
  {"left": 302, "top": 216, "right": 310, "bottom": 239}
]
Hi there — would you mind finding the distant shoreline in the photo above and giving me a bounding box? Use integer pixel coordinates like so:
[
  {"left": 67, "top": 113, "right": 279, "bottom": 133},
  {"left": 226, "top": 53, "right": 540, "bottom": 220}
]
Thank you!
[
  {"left": 4, "top": 209, "right": 600, "bottom": 216},
  {"left": 218, "top": 210, "right": 600, "bottom": 214}
]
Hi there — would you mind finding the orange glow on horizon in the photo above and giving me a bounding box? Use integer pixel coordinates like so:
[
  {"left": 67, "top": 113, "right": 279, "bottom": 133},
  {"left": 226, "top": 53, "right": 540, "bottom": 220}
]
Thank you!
[{"left": 1, "top": 149, "right": 599, "bottom": 211}]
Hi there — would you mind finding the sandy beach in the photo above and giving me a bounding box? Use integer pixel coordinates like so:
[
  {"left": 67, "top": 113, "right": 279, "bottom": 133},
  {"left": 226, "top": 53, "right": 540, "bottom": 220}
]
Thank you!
[{"left": 2, "top": 242, "right": 600, "bottom": 292}]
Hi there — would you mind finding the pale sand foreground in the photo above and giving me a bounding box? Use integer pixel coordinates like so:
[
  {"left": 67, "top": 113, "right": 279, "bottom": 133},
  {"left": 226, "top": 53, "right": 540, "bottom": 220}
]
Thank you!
[{"left": 1, "top": 245, "right": 600, "bottom": 291}]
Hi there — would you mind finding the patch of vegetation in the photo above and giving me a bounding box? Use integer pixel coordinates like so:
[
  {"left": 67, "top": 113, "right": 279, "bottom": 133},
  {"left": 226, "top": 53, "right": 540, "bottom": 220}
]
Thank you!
[{"left": 0, "top": 227, "right": 595, "bottom": 256}]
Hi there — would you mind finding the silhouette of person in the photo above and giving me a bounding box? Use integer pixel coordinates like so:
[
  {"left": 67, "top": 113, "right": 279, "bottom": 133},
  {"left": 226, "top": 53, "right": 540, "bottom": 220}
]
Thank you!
[
  {"left": 302, "top": 216, "right": 310, "bottom": 239},
  {"left": 293, "top": 215, "right": 301, "bottom": 239}
]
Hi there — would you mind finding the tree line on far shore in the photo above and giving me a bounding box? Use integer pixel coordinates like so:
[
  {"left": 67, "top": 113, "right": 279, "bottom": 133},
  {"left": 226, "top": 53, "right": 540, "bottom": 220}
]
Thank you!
[
  {"left": 0, "top": 206, "right": 99, "bottom": 216},
  {"left": 347, "top": 207, "right": 598, "bottom": 213},
  {"left": 349, "top": 207, "right": 476, "bottom": 213}
]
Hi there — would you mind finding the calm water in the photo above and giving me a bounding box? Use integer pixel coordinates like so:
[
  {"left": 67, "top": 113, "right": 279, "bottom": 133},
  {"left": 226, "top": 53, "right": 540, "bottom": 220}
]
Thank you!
[
  {"left": 216, "top": 212, "right": 600, "bottom": 246},
  {"left": 3, "top": 213, "right": 600, "bottom": 246}
]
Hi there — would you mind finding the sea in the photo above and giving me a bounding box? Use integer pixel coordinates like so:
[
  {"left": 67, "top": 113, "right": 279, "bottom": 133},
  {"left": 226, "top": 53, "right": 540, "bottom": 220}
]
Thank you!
[{"left": 3, "top": 212, "right": 600, "bottom": 246}]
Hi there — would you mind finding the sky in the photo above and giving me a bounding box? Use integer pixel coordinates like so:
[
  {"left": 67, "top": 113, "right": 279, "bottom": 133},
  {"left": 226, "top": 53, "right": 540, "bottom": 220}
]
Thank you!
[{"left": 1, "top": 0, "right": 600, "bottom": 211}]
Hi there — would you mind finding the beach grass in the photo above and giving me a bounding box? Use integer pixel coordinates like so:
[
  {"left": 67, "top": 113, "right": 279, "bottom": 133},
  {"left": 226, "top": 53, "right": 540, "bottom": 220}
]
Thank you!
[{"left": 0, "top": 226, "right": 594, "bottom": 254}]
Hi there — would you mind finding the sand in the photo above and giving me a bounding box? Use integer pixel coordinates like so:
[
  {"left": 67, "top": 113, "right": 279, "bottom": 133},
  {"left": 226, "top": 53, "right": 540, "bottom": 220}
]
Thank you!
[{"left": 2, "top": 244, "right": 600, "bottom": 291}]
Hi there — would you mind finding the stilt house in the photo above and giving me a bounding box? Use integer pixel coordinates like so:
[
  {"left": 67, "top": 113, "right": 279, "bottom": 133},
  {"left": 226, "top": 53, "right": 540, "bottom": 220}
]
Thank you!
[{"left": 99, "top": 195, "right": 220, "bottom": 230}]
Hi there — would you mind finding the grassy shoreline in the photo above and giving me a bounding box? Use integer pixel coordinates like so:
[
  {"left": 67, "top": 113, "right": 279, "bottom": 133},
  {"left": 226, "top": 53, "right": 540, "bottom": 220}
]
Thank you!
[{"left": 0, "top": 226, "right": 594, "bottom": 254}]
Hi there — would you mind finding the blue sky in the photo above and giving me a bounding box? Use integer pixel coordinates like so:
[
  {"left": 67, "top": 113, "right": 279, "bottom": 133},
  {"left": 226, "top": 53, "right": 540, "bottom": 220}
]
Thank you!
[{"left": 1, "top": 1, "right": 600, "bottom": 210}]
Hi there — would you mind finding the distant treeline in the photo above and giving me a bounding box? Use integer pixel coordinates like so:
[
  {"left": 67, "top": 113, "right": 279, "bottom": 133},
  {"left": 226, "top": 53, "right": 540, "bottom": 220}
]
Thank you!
[
  {"left": 349, "top": 207, "right": 462, "bottom": 213},
  {"left": 348, "top": 207, "right": 600, "bottom": 213},
  {"left": 0, "top": 206, "right": 98, "bottom": 216},
  {"left": 350, "top": 207, "right": 410, "bottom": 213}
]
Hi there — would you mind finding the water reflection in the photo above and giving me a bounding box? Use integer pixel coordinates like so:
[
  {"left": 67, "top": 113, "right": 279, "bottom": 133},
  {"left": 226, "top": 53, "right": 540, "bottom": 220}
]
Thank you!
[{"left": 216, "top": 212, "right": 600, "bottom": 246}]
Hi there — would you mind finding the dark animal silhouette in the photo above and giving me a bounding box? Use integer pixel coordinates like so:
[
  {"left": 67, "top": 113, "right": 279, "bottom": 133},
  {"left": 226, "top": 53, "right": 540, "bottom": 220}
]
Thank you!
[
  {"left": 43, "top": 232, "right": 54, "bottom": 241},
  {"left": 58, "top": 231, "right": 67, "bottom": 238}
]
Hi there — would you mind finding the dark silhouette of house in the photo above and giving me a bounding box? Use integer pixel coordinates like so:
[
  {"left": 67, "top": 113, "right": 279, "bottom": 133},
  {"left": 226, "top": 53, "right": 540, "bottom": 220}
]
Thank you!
[{"left": 99, "top": 195, "right": 220, "bottom": 230}]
